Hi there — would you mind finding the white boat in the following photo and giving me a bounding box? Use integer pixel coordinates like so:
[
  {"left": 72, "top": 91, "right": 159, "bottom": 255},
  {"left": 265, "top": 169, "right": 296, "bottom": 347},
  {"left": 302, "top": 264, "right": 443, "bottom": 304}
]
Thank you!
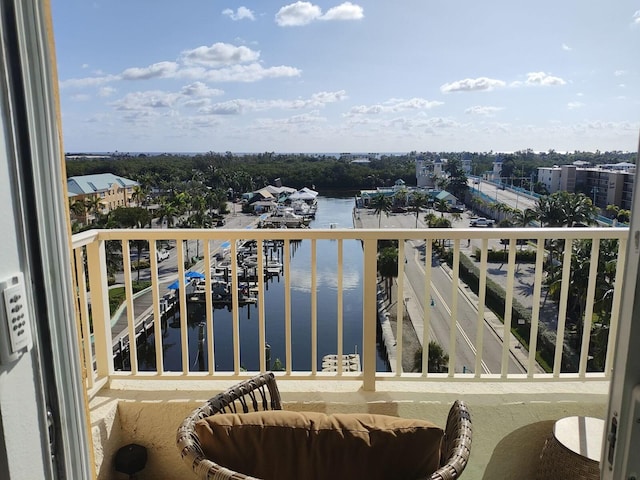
[{"left": 264, "top": 207, "right": 310, "bottom": 227}]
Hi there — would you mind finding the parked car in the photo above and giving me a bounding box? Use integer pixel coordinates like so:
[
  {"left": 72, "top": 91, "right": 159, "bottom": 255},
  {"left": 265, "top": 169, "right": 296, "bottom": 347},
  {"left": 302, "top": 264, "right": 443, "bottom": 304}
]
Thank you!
[
  {"left": 470, "top": 217, "right": 495, "bottom": 227},
  {"left": 157, "top": 249, "right": 170, "bottom": 262}
]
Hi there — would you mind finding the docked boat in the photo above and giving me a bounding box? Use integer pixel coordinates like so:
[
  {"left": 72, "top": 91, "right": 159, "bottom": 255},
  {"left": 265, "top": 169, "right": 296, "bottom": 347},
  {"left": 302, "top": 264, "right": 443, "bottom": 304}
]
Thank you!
[{"left": 261, "top": 207, "right": 310, "bottom": 228}]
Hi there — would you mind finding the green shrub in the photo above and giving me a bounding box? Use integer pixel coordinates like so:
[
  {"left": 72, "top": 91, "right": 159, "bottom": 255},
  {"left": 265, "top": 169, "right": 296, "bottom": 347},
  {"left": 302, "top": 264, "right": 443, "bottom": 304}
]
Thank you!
[
  {"left": 109, "top": 287, "right": 126, "bottom": 316},
  {"left": 474, "top": 248, "right": 537, "bottom": 263},
  {"left": 132, "top": 260, "right": 150, "bottom": 270}
]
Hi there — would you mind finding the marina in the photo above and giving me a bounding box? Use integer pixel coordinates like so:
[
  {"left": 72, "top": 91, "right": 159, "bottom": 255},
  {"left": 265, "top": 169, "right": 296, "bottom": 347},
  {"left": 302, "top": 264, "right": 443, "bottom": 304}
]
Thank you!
[{"left": 112, "top": 196, "right": 387, "bottom": 373}]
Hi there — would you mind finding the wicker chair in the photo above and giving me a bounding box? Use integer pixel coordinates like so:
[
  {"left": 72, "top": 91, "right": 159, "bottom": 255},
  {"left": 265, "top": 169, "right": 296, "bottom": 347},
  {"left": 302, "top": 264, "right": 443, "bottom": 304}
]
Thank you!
[{"left": 176, "top": 372, "right": 472, "bottom": 480}]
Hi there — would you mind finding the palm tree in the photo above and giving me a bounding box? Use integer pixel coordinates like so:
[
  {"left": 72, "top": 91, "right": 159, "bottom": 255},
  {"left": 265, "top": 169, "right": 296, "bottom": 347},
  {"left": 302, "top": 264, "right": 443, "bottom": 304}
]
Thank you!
[
  {"left": 512, "top": 208, "right": 538, "bottom": 228},
  {"left": 131, "top": 239, "right": 148, "bottom": 282},
  {"left": 377, "top": 246, "right": 398, "bottom": 302},
  {"left": 156, "top": 200, "right": 179, "bottom": 228},
  {"left": 409, "top": 192, "right": 429, "bottom": 228},
  {"left": 370, "top": 194, "right": 392, "bottom": 228},
  {"left": 188, "top": 195, "right": 211, "bottom": 258},
  {"left": 412, "top": 341, "right": 449, "bottom": 373},
  {"left": 435, "top": 199, "right": 449, "bottom": 217},
  {"left": 171, "top": 191, "right": 190, "bottom": 220},
  {"left": 563, "top": 192, "right": 597, "bottom": 227},
  {"left": 84, "top": 195, "right": 103, "bottom": 223},
  {"left": 394, "top": 186, "right": 409, "bottom": 208},
  {"left": 606, "top": 204, "right": 619, "bottom": 220},
  {"left": 423, "top": 212, "right": 438, "bottom": 228},
  {"left": 130, "top": 185, "right": 147, "bottom": 207},
  {"left": 69, "top": 198, "right": 87, "bottom": 223},
  {"left": 431, "top": 217, "right": 452, "bottom": 228},
  {"left": 535, "top": 191, "right": 596, "bottom": 228}
]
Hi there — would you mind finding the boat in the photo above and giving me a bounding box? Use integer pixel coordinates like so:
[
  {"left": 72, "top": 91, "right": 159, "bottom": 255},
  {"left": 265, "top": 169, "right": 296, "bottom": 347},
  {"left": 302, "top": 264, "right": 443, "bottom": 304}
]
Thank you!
[
  {"left": 262, "top": 207, "right": 311, "bottom": 228},
  {"left": 321, "top": 353, "right": 361, "bottom": 372}
]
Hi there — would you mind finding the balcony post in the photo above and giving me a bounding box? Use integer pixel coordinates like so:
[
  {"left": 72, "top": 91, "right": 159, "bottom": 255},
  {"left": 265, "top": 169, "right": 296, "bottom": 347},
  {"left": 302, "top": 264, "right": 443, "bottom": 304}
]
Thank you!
[
  {"left": 363, "top": 238, "right": 377, "bottom": 391},
  {"left": 86, "top": 237, "right": 114, "bottom": 378}
]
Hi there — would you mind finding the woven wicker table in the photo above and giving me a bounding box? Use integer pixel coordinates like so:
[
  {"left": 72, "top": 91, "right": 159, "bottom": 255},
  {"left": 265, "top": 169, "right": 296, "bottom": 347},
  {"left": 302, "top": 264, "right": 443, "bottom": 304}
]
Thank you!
[{"left": 537, "top": 416, "right": 604, "bottom": 480}]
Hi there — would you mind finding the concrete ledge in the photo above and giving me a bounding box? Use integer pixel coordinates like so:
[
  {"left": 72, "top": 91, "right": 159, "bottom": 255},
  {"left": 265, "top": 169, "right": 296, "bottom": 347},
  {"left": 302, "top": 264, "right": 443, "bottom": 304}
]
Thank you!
[{"left": 90, "top": 379, "right": 609, "bottom": 480}]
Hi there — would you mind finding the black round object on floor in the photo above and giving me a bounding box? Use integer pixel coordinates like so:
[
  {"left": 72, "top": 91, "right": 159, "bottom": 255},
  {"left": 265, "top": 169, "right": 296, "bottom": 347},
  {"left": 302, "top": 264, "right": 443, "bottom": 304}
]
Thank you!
[{"left": 114, "top": 443, "right": 147, "bottom": 476}]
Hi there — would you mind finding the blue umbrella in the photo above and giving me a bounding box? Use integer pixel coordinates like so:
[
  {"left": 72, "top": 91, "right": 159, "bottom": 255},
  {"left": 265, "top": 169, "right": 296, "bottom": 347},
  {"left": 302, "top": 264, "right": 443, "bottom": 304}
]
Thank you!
[
  {"left": 167, "top": 280, "right": 180, "bottom": 290},
  {"left": 185, "top": 271, "right": 205, "bottom": 279}
]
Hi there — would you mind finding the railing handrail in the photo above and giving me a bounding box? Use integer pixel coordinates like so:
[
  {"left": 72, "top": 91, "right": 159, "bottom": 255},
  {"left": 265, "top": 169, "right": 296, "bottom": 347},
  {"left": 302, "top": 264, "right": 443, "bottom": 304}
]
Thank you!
[
  {"left": 75, "top": 226, "right": 629, "bottom": 242},
  {"left": 72, "top": 225, "right": 628, "bottom": 394}
]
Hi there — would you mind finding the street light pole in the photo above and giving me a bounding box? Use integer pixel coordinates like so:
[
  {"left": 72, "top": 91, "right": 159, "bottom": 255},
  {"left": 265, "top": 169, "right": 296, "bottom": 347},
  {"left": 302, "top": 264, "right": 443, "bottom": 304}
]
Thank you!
[{"left": 530, "top": 172, "right": 535, "bottom": 195}]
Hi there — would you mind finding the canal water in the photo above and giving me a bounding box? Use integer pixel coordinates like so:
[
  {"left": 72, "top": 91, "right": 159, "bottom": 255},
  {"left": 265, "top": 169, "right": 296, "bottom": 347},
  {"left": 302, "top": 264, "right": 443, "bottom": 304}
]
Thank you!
[{"left": 137, "top": 195, "right": 389, "bottom": 373}]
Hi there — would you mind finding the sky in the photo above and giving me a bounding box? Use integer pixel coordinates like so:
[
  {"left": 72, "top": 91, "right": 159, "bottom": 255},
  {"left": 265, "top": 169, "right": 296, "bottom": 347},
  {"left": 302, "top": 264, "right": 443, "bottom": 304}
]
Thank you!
[{"left": 52, "top": 1, "right": 640, "bottom": 154}]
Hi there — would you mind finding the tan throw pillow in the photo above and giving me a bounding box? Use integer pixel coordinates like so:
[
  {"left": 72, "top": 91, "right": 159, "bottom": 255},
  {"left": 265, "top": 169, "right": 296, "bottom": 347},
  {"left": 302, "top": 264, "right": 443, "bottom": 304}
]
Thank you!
[{"left": 195, "top": 410, "right": 443, "bottom": 480}]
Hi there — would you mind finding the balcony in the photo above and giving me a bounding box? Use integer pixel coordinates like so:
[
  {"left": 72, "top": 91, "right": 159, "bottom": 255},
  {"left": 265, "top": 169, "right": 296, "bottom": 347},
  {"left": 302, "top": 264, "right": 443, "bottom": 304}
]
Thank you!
[{"left": 72, "top": 225, "right": 626, "bottom": 479}]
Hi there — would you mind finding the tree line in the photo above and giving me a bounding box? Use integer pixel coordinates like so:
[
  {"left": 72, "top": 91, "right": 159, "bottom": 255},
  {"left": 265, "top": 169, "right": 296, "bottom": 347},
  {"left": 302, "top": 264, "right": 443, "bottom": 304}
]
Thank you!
[{"left": 66, "top": 150, "right": 635, "bottom": 195}]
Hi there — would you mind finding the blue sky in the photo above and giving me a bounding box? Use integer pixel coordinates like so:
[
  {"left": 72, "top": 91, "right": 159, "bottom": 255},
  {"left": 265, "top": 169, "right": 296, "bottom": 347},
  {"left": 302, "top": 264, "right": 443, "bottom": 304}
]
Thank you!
[{"left": 53, "top": 1, "right": 640, "bottom": 153}]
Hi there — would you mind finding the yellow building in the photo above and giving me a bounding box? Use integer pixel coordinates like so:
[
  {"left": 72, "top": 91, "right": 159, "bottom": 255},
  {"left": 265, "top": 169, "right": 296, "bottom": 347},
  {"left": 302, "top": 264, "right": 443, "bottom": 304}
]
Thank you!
[{"left": 67, "top": 173, "right": 139, "bottom": 223}]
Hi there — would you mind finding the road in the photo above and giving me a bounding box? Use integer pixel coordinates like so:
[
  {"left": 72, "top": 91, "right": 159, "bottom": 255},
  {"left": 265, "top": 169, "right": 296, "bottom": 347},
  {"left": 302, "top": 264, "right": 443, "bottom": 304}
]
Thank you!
[
  {"left": 469, "top": 178, "right": 538, "bottom": 212},
  {"left": 404, "top": 239, "right": 523, "bottom": 374},
  {"left": 373, "top": 209, "right": 525, "bottom": 374}
]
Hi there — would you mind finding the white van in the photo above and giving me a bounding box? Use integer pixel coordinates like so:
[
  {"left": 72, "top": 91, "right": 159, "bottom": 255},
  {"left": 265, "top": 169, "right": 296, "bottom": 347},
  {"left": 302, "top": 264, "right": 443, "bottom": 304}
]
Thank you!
[{"left": 157, "top": 249, "right": 170, "bottom": 262}]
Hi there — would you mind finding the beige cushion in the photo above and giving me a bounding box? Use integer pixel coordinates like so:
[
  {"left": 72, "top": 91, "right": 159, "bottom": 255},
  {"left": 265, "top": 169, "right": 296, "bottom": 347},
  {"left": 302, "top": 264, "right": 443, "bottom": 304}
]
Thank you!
[{"left": 195, "top": 410, "right": 443, "bottom": 480}]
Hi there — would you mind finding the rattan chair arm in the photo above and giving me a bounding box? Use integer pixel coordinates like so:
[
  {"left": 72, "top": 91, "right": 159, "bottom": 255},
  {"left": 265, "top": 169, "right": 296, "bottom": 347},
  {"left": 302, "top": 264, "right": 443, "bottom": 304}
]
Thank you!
[{"left": 428, "top": 400, "right": 472, "bottom": 480}]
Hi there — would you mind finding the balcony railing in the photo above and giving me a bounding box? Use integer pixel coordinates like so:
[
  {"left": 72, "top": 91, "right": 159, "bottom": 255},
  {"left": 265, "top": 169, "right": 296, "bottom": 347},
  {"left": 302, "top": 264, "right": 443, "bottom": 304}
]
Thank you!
[{"left": 71, "top": 226, "right": 628, "bottom": 397}]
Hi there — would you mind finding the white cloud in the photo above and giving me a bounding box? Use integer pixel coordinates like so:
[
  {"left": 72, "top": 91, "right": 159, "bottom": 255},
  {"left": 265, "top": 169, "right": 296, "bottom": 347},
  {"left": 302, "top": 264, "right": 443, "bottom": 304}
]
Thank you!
[
  {"left": 510, "top": 72, "right": 567, "bottom": 87},
  {"left": 199, "top": 90, "right": 346, "bottom": 115},
  {"left": 121, "top": 61, "right": 179, "bottom": 80},
  {"left": 440, "top": 77, "right": 506, "bottom": 93},
  {"left": 309, "top": 90, "right": 348, "bottom": 104},
  {"left": 276, "top": 2, "right": 322, "bottom": 26},
  {"left": 389, "top": 98, "right": 443, "bottom": 111},
  {"left": 524, "top": 71, "right": 566, "bottom": 86},
  {"left": 180, "top": 82, "right": 224, "bottom": 97},
  {"left": 562, "top": 43, "right": 572, "bottom": 51},
  {"left": 633, "top": 10, "right": 640, "bottom": 24},
  {"left": 567, "top": 102, "right": 584, "bottom": 109},
  {"left": 349, "top": 105, "right": 383, "bottom": 115},
  {"left": 322, "top": 2, "right": 364, "bottom": 21},
  {"left": 111, "top": 90, "right": 181, "bottom": 111},
  {"left": 60, "top": 75, "right": 117, "bottom": 89},
  {"left": 465, "top": 105, "right": 503, "bottom": 116},
  {"left": 265, "top": 111, "right": 327, "bottom": 125},
  {"left": 346, "top": 97, "right": 442, "bottom": 116},
  {"left": 222, "top": 7, "right": 255, "bottom": 21},
  {"left": 98, "top": 86, "right": 116, "bottom": 97},
  {"left": 71, "top": 93, "right": 90, "bottom": 102},
  {"left": 199, "top": 63, "right": 301, "bottom": 82},
  {"left": 275, "top": 1, "right": 363, "bottom": 26},
  {"left": 199, "top": 100, "right": 244, "bottom": 115},
  {"left": 183, "top": 98, "right": 211, "bottom": 109},
  {"left": 81, "top": 63, "right": 89, "bottom": 69},
  {"left": 181, "top": 43, "right": 260, "bottom": 67},
  {"left": 614, "top": 70, "right": 626, "bottom": 76}
]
